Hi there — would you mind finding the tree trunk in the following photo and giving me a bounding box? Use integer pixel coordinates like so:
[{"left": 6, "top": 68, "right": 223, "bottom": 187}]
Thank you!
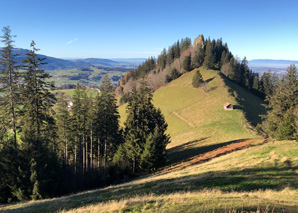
[
  {"left": 103, "top": 139, "right": 107, "bottom": 178},
  {"left": 90, "top": 127, "right": 93, "bottom": 170},
  {"left": 8, "top": 62, "right": 17, "bottom": 149},
  {"left": 74, "top": 142, "right": 77, "bottom": 174},
  {"left": 83, "top": 135, "right": 85, "bottom": 174},
  {"left": 79, "top": 136, "right": 82, "bottom": 174},
  {"left": 66, "top": 139, "right": 68, "bottom": 166},
  {"left": 97, "top": 138, "right": 100, "bottom": 171},
  {"left": 86, "top": 135, "right": 88, "bottom": 171},
  {"left": 133, "top": 159, "right": 135, "bottom": 174}
]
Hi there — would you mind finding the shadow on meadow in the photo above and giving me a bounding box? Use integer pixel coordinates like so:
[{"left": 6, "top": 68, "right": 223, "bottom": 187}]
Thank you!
[
  {"left": 167, "top": 138, "right": 251, "bottom": 163},
  {"left": 10, "top": 164, "right": 297, "bottom": 212},
  {"left": 220, "top": 74, "right": 266, "bottom": 127}
]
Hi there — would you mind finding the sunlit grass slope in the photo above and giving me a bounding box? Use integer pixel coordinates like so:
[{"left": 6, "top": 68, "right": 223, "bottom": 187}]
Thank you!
[
  {"left": 119, "top": 68, "right": 264, "bottom": 162},
  {"left": 3, "top": 140, "right": 298, "bottom": 212},
  {"left": 153, "top": 69, "right": 258, "bottom": 148}
]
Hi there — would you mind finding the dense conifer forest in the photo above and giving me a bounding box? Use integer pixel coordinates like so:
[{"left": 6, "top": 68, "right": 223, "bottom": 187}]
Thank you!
[{"left": 0, "top": 27, "right": 169, "bottom": 203}]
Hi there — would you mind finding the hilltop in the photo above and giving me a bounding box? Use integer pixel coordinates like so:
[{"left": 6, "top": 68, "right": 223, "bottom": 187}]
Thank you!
[{"left": 3, "top": 68, "right": 297, "bottom": 212}]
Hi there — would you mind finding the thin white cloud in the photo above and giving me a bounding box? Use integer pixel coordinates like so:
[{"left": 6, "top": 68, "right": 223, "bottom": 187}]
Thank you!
[{"left": 66, "top": 38, "right": 78, "bottom": 45}]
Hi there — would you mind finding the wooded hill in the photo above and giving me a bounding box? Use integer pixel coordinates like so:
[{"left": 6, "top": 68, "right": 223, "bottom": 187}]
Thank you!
[
  {"left": 3, "top": 67, "right": 298, "bottom": 212},
  {"left": 116, "top": 35, "right": 275, "bottom": 103}
]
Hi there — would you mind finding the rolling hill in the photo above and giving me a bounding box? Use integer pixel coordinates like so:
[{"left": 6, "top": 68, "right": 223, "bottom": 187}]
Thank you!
[
  {"left": 0, "top": 48, "right": 145, "bottom": 70},
  {"left": 3, "top": 68, "right": 297, "bottom": 212}
]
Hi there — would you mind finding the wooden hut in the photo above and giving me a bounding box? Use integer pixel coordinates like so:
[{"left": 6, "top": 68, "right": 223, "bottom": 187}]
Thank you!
[{"left": 224, "top": 102, "right": 233, "bottom": 110}]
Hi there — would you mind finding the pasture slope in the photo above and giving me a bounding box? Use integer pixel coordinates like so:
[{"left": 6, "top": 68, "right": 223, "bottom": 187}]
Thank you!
[{"left": 2, "top": 68, "right": 298, "bottom": 212}]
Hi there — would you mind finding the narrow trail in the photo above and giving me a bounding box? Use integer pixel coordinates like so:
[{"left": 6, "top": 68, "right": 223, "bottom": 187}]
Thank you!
[
  {"left": 159, "top": 138, "right": 268, "bottom": 175},
  {"left": 172, "top": 111, "right": 195, "bottom": 127}
]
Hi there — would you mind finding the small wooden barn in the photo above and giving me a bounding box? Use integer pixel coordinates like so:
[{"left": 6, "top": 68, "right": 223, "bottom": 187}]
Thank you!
[{"left": 224, "top": 102, "right": 233, "bottom": 110}]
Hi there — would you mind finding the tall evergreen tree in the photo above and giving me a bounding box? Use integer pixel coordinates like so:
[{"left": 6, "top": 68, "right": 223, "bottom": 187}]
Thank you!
[
  {"left": 123, "top": 84, "right": 170, "bottom": 173},
  {"left": 262, "top": 65, "right": 298, "bottom": 139},
  {"left": 260, "top": 70, "right": 279, "bottom": 98},
  {"left": 193, "top": 46, "right": 205, "bottom": 68},
  {"left": 21, "top": 41, "right": 56, "bottom": 141},
  {"left": 0, "top": 26, "right": 21, "bottom": 148},
  {"left": 203, "top": 39, "right": 215, "bottom": 69},
  {"left": 192, "top": 70, "right": 204, "bottom": 88},
  {"left": 55, "top": 93, "right": 71, "bottom": 165},
  {"left": 71, "top": 83, "right": 86, "bottom": 173},
  {"left": 94, "top": 76, "right": 121, "bottom": 177},
  {"left": 19, "top": 41, "right": 60, "bottom": 200},
  {"left": 183, "top": 54, "right": 191, "bottom": 72}
]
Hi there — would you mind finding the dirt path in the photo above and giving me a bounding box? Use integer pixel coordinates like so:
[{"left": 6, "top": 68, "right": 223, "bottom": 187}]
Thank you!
[
  {"left": 172, "top": 111, "right": 195, "bottom": 127},
  {"left": 159, "top": 139, "right": 268, "bottom": 175}
]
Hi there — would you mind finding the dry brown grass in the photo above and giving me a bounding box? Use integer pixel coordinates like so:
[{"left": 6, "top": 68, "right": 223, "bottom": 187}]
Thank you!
[{"left": 62, "top": 188, "right": 298, "bottom": 213}]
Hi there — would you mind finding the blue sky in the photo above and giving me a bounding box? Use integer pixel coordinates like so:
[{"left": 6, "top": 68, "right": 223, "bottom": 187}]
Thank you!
[{"left": 1, "top": 0, "right": 297, "bottom": 60}]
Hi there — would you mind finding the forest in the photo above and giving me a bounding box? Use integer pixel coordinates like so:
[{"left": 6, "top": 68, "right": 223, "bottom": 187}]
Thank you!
[{"left": 0, "top": 27, "right": 169, "bottom": 203}]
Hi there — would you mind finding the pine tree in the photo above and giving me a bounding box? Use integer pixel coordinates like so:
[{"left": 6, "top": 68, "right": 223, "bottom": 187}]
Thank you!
[
  {"left": 0, "top": 26, "right": 21, "bottom": 148},
  {"left": 260, "top": 70, "right": 279, "bottom": 98},
  {"left": 94, "top": 76, "right": 121, "bottom": 177},
  {"left": 123, "top": 84, "right": 169, "bottom": 173},
  {"left": 30, "top": 158, "right": 42, "bottom": 200},
  {"left": 192, "top": 70, "right": 204, "bottom": 88},
  {"left": 55, "top": 93, "right": 71, "bottom": 165},
  {"left": 193, "top": 46, "right": 205, "bottom": 68},
  {"left": 183, "top": 54, "right": 191, "bottom": 72},
  {"left": 252, "top": 74, "right": 260, "bottom": 91},
  {"left": 274, "top": 110, "right": 296, "bottom": 140},
  {"left": 262, "top": 65, "right": 298, "bottom": 139},
  {"left": 203, "top": 39, "right": 215, "bottom": 69},
  {"left": 21, "top": 41, "right": 56, "bottom": 141},
  {"left": 71, "top": 83, "right": 86, "bottom": 173},
  {"left": 140, "top": 124, "right": 169, "bottom": 171}
]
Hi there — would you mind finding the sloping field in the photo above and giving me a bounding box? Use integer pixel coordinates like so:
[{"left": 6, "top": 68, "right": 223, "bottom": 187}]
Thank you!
[
  {"left": 152, "top": 68, "right": 264, "bottom": 162},
  {"left": 3, "top": 69, "right": 296, "bottom": 212}
]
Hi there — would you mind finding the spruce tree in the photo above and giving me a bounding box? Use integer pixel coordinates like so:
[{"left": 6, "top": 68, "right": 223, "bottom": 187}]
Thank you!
[
  {"left": 183, "top": 54, "right": 191, "bottom": 72},
  {"left": 192, "top": 70, "right": 204, "bottom": 88},
  {"left": 55, "top": 93, "right": 71, "bottom": 165},
  {"left": 203, "top": 39, "right": 215, "bottom": 69},
  {"left": 94, "top": 76, "right": 121, "bottom": 176},
  {"left": 0, "top": 26, "right": 21, "bottom": 148},
  {"left": 21, "top": 41, "right": 56, "bottom": 141},
  {"left": 123, "top": 84, "right": 170, "bottom": 173},
  {"left": 193, "top": 46, "right": 205, "bottom": 68},
  {"left": 262, "top": 65, "right": 298, "bottom": 139},
  {"left": 71, "top": 83, "right": 86, "bottom": 173},
  {"left": 140, "top": 122, "right": 169, "bottom": 171}
]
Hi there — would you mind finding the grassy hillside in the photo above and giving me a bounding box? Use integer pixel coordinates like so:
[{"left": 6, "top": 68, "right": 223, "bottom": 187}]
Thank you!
[
  {"left": 119, "top": 68, "right": 265, "bottom": 162},
  {"left": 3, "top": 68, "right": 297, "bottom": 212}
]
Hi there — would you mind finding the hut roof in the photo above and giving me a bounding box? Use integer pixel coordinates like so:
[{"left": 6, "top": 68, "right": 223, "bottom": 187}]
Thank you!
[{"left": 224, "top": 102, "right": 232, "bottom": 108}]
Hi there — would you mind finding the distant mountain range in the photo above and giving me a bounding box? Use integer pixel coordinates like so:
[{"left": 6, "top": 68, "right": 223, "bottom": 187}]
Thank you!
[
  {"left": 248, "top": 59, "right": 298, "bottom": 76},
  {"left": 1, "top": 48, "right": 297, "bottom": 75},
  {"left": 0, "top": 48, "right": 146, "bottom": 70}
]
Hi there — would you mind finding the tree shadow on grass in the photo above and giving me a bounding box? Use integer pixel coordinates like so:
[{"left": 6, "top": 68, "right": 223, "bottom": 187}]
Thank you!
[
  {"left": 167, "top": 138, "right": 251, "bottom": 164},
  {"left": 12, "top": 165, "right": 298, "bottom": 212},
  {"left": 220, "top": 74, "right": 266, "bottom": 127},
  {"left": 205, "top": 77, "right": 215, "bottom": 84}
]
